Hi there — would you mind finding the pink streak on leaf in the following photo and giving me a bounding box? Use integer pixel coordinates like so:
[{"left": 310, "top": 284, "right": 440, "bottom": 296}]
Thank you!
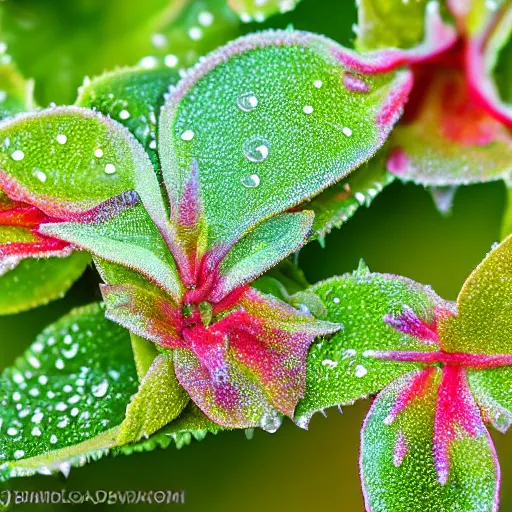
[
  {"left": 393, "top": 429, "right": 408, "bottom": 467},
  {"left": 433, "top": 366, "right": 487, "bottom": 485},
  {"left": 100, "top": 283, "right": 184, "bottom": 349},
  {"left": 343, "top": 73, "right": 371, "bottom": 93},
  {"left": 384, "top": 367, "right": 436, "bottom": 425},
  {"left": 386, "top": 148, "right": 409, "bottom": 176},
  {"left": 384, "top": 305, "right": 440, "bottom": 345}
]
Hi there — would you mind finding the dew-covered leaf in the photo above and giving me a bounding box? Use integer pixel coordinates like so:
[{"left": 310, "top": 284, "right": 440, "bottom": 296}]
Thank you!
[
  {"left": 146, "top": 0, "right": 241, "bottom": 71},
  {"left": 41, "top": 202, "right": 182, "bottom": 302},
  {"left": 227, "top": 0, "right": 301, "bottom": 23},
  {"left": 438, "top": 236, "right": 512, "bottom": 354},
  {"left": 356, "top": 0, "right": 433, "bottom": 52},
  {"left": 361, "top": 368, "right": 500, "bottom": 512},
  {"left": 304, "top": 149, "right": 394, "bottom": 240},
  {"left": 0, "top": 106, "right": 157, "bottom": 218},
  {"left": 295, "top": 266, "right": 450, "bottom": 427},
  {"left": 118, "top": 402, "right": 225, "bottom": 455},
  {"left": 0, "top": 252, "right": 90, "bottom": 315},
  {"left": 75, "top": 67, "right": 180, "bottom": 174},
  {"left": 159, "top": 29, "right": 412, "bottom": 248},
  {"left": 211, "top": 211, "right": 314, "bottom": 301},
  {"left": 468, "top": 367, "right": 512, "bottom": 434},
  {"left": 0, "top": 57, "right": 35, "bottom": 120},
  {"left": 0, "top": 303, "right": 139, "bottom": 480},
  {"left": 386, "top": 65, "right": 512, "bottom": 186},
  {"left": 114, "top": 353, "right": 189, "bottom": 445}
]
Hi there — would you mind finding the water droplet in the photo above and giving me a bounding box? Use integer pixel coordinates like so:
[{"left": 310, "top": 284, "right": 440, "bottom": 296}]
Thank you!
[
  {"left": 32, "top": 412, "right": 44, "bottom": 423},
  {"left": 13, "top": 450, "right": 24, "bottom": 459},
  {"left": 313, "top": 80, "right": 323, "bottom": 89},
  {"left": 31, "top": 427, "right": 42, "bottom": 436},
  {"left": 37, "top": 375, "right": 48, "bottom": 385},
  {"left": 342, "top": 127, "right": 353, "bottom": 137},
  {"left": 119, "top": 109, "right": 130, "bottom": 120},
  {"left": 92, "top": 379, "right": 109, "bottom": 398},
  {"left": 55, "top": 402, "right": 67, "bottom": 412},
  {"left": 188, "top": 27, "right": 203, "bottom": 40},
  {"left": 237, "top": 92, "right": 259, "bottom": 112},
  {"left": 333, "top": 297, "right": 340, "bottom": 304},
  {"left": 149, "top": 139, "right": 157, "bottom": 150},
  {"left": 354, "top": 192, "right": 366, "bottom": 205},
  {"left": 139, "top": 56, "right": 158, "bottom": 69},
  {"left": 181, "top": 130, "right": 195, "bottom": 141},
  {"left": 240, "top": 174, "right": 261, "bottom": 188},
  {"left": 322, "top": 359, "right": 338, "bottom": 369},
  {"left": 56, "top": 134, "right": 67, "bottom": 144},
  {"left": 260, "top": 411, "right": 282, "bottom": 433},
  {"left": 303, "top": 105, "right": 314, "bottom": 114},
  {"left": 243, "top": 137, "right": 270, "bottom": 162},
  {"left": 50, "top": 435, "right": 58, "bottom": 444},
  {"left": 11, "top": 150, "right": 24, "bottom": 161},
  {"left": 7, "top": 428, "right": 18, "bottom": 436},
  {"left": 32, "top": 170, "right": 47, "bottom": 183},
  {"left": 0, "top": 90, "right": 7, "bottom": 102},
  {"left": 198, "top": 11, "right": 214, "bottom": 26},
  {"left": 355, "top": 365, "right": 368, "bottom": 378},
  {"left": 104, "top": 163, "right": 116, "bottom": 175},
  {"left": 240, "top": 12, "right": 252, "bottom": 23},
  {"left": 164, "top": 54, "right": 178, "bottom": 68},
  {"left": 151, "top": 33, "right": 168, "bottom": 48}
]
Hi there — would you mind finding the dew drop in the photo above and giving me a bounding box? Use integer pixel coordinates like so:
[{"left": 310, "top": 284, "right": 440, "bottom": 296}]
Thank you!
[
  {"left": 11, "top": 150, "right": 24, "bottom": 161},
  {"left": 188, "top": 27, "right": 203, "bottom": 40},
  {"left": 240, "top": 174, "right": 261, "bottom": 188},
  {"left": 92, "top": 379, "right": 109, "bottom": 398},
  {"left": 0, "top": 90, "right": 6, "bottom": 102},
  {"left": 32, "top": 169, "right": 47, "bottom": 183},
  {"left": 31, "top": 427, "right": 42, "bottom": 436},
  {"left": 32, "top": 412, "right": 44, "bottom": 423},
  {"left": 104, "top": 163, "right": 116, "bottom": 175},
  {"left": 313, "top": 80, "right": 323, "bottom": 89},
  {"left": 243, "top": 137, "right": 270, "bottom": 163},
  {"left": 119, "top": 109, "right": 130, "bottom": 120},
  {"left": 56, "top": 134, "right": 67, "bottom": 144},
  {"left": 260, "top": 411, "right": 282, "bottom": 433},
  {"left": 7, "top": 428, "right": 18, "bottom": 436},
  {"left": 198, "top": 11, "right": 214, "bottom": 26},
  {"left": 50, "top": 435, "right": 58, "bottom": 444},
  {"left": 164, "top": 54, "right": 178, "bottom": 68},
  {"left": 237, "top": 91, "right": 259, "bottom": 112},
  {"left": 13, "top": 450, "right": 24, "bottom": 459},
  {"left": 355, "top": 365, "right": 368, "bottom": 378},
  {"left": 342, "top": 127, "right": 353, "bottom": 137},
  {"left": 333, "top": 297, "right": 340, "bottom": 304},
  {"left": 303, "top": 105, "right": 314, "bottom": 114},
  {"left": 151, "top": 33, "right": 168, "bottom": 48},
  {"left": 181, "top": 130, "right": 195, "bottom": 141}
]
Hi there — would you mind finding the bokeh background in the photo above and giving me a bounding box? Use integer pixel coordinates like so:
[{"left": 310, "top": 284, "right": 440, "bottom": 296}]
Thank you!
[{"left": 1, "top": 0, "right": 511, "bottom": 510}]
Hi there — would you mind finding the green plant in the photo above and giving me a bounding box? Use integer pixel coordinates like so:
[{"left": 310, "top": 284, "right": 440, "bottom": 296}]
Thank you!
[{"left": 0, "top": 1, "right": 511, "bottom": 510}]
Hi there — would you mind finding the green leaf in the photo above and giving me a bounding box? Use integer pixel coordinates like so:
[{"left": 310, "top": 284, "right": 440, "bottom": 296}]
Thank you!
[
  {"left": 468, "top": 367, "right": 512, "bottom": 434},
  {"left": 159, "top": 29, "right": 411, "bottom": 248},
  {"left": 361, "top": 369, "right": 499, "bottom": 512},
  {"left": 0, "top": 303, "right": 139, "bottom": 480},
  {"left": 227, "top": 0, "right": 301, "bottom": 23},
  {"left": 356, "top": 0, "right": 433, "bottom": 52},
  {"left": 41, "top": 203, "right": 182, "bottom": 302},
  {"left": 438, "top": 236, "right": 512, "bottom": 354},
  {"left": 118, "top": 402, "right": 225, "bottom": 455},
  {"left": 212, "top": 211, "right": 313, "bottom": 301},
  {"left": 130, "top": 334, "right": 159, "bottom": 381},
  {"left": 0, "top": 252, "right": 90, "bottom": 315},
  {"left": 75, "top": 67, "right": 180, "bottom": 174},
  {"left": 114, "top": 353, "right": 189, "bottom": 445},
  {"left": 0, "top": 57, "right": 35, "bottom": 120},
  {"left": 0, "top": 107, "right": 157, "bottom": 217},
  {"left": 304, "top": 149, "right": 394, "bottom": 240},
  {"left": 295, "top": 266, "right": 448, "bottom": 427}
]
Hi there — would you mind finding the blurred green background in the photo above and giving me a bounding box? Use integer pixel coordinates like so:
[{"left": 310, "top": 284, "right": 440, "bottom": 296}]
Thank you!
[{"left": 1, "top": 0, "right": 511, "bottom": 510}]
